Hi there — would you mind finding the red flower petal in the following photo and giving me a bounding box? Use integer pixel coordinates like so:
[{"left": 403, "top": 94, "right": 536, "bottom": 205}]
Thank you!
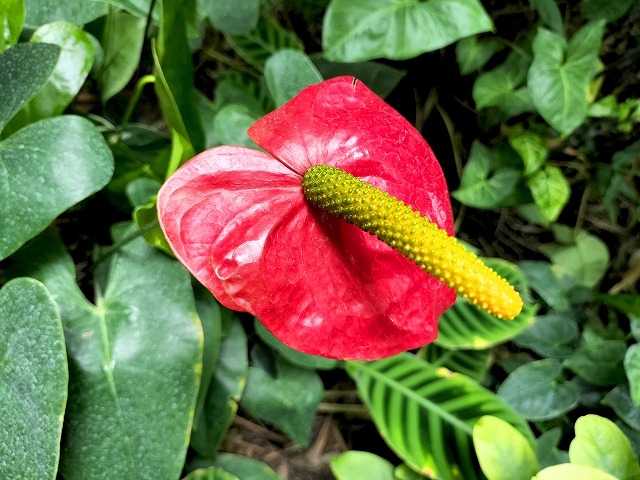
[{"left": 158, "top": 78, "right": 456, "bottom": 360}]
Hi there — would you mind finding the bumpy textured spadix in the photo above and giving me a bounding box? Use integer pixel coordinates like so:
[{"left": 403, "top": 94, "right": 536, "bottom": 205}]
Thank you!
[{"left": 303, "top": 165, "right": 523, "bottom": 319}]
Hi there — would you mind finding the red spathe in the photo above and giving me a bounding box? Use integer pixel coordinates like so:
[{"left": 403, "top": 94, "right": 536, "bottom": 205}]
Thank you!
[{"left": 157, "top": 77, "right": 456, "bottom": 360}]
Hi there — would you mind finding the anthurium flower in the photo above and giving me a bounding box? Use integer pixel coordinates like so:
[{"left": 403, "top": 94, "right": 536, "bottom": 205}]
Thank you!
[{"left": 157, "top": 77, "right": 521, "bottom": 360}]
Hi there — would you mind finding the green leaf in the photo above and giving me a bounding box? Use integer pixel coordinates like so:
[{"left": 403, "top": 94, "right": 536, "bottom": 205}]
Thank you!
[
  {"left": 24, "top": 0, "right": 108, "bottom": 28},
  {"left": 498, "top": 358, "right": 579, "bottom": 421},
  {"left": 602, "top": 386, "right": 640, "bottom": 431},
  {"left": 226, "top": 17, "right": 304, "bottom": 70},
  {"left": 8, "top": 229, "right": 203, "bottom": 479},
  {"left": 0, "top": 278, "right": 68, "bottom": 480},
  {"left": 0, "top": 115, "right": 114, "bottom": 260},
  {"left": 451, "top": 141, "right": 522, "bottom": 209},
  {"left": 456, "top": 35, "right": 503, "bottom": 75},
  {"left": 265, "top": 49, "right": 323, "bottom": 106},
  {"left": 191, "top": 315, "right": 248, "bottom": 457},
  {"left": 422, "top": 344, "right": 490, "bottom": 382},
  {"left": 539, "top": 226, "right": 610, "bottom": 288},
  {"left": 514, "top": 312, "right": 579, "bottom": 358},
  {"left": 436, "top": 259, "right": 535, "bottom": 350},
  {"left": 203, "top": 0, "right": 259, "bottom": 34},
  {"left": 530, "top": 0, "right": 563, "bottom": 34},
  {"left": 0, "top": 0, "right": 24, "bottom": 51},
  {"left": 98, "top": 10, "right": 145, "bottom": 102},
  {"left": 311, "top": 55, "right": 406, "bottom": 98},
  {"left": 473, "top": 416, "right": 539, "bottom": 480},
  {"left": 508, "top": 127, "right": 548, "bottom": 176},
  {"left": 536, "top": 428, "right": 569, "bottom": 469},
  {"left": 330, "top": 451, "right": 395, "bottom": 480},
  {"left": 211, "top": 71, "right": 273, "bottom": 116},
  {"left": 526, "top": 165, "right": 570, "bottom": 223},
  {"left": 563, "top": 340, "right": 626, "bottom": 387},
  {"left": 473, "top": 52, "right": 534, "bottom": 116},
  {"left": 347, "top": 353, "right": 533, "bottom": 479},
  {"left": 534, "top": 464, "right": 619, "bottom": 480},
  {"left": 4, "top": 21, "right": 94, "bottom": 134},
  {"left": 528, "top": 22, "right": 605, "bottom": 135},
  {"left": 126, "top": 177, "right": 161, "bottom": 207},
  {"left": 627, "top": 344, "right": 640, "bottom": 405},
  {"left": 517, "top": 260, "right": 571, "bottom": 310},
  {"left": 601, "top": 293, "right": 640, "bottom": 318},
  {"left": 322, "top": 0, "right": 493, "bottom": 62},
  {"left": 254, "top": 319, "right": 338, "bottom": 371},
  {"left": 183, "top": 467, "right": 240, "bottom": 480},
  {"left": 213, "top": 104, "right": 259, "bottom": 148},
  {"left": 569, "top": 415, "right": 640, "bottom": 480},
  {"left": 241, "top": 347, "right": 324, "bottom": 446},
  {"left": 132, "top": 195, "right": 173, "bottom": 254},
  {"left": 580, "top": 0, "right": 635, "bottom": 22},
  {"left": 0, "top": 42, "right": 59, "bottom": 133},
  {"left": 195, "top": 453, "right": 284, "bottom": 480}
]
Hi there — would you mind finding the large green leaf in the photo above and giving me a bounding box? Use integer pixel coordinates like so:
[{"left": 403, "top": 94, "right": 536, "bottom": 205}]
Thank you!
[
  {"left": 527, "top": 22, "right": 605, "bottom": 135},
  {"left": 436, "top": 259, "right": 535, "bottom": 350},
  {"left": 569, "top": 415, "right": 640, "bottom": 480},
  {"left": 508, "top": 127, "right": 548, "bottom": 176},
  {"left": 241, "top": 346, "right": 324, "bottom": 446},
  {"left": 213, "top": 104, "right": 259, "bottom": 148},
  {"left": 4, "top": 21, "right": 94, "bottom": 134},
  {"left": 347, "top": 353, "right": 533, "bottom": 479},
  {"left": 498, "top": 358, "right": 579, "bottom": 421},
  {"left": 8, "top": 229, "right": 203, "bottom": 479},
  {"left": 517, "top": 260, "right": 572, "bottom": 310},
  {"left": 456, "top": 35, "right": 503, "bottom": 75},
  {"left": 190, "top": 315, "right": 248, "bottom": 457},
  {"left": 563, "top": 340, "right": 627, "bottom": 387},
  {"left": 452, "top": 141, "right": 522, "bottom": 209},
  {"left": 330, "top": 451, "right": 395, "bottom": 480},
  {"left": 473, "top": 416, "right": 539, "bottom": 480},
  {"left": 97, "top": 10, "right": 146, "bottom": 103},
  {"left": 0, "top": 0, "right": 24, "bottom": 52},
  {"left": 203, "top": 0, "right": 259, "bottom": 34},
  {"left": 534, "top": 464, "right": 618, "bottom": 480},
  {"left": 0, "top": 42, "right": 59, "bottom": 132},
  {"left": 24, "top": 0, "right": 108, "bottom": 27},
  {"left": 526, "top": 165, "right": 570, "bottom": 223},
  {"left": 264, "top": 49, "right": 323, "bottom": 106},
  {"left": 0, "top": 115, "right": 114, "bottom": 260},
  {"left": 514, "top": 312, "right": 579, "bottom": 358},
  {"left": 322, "top": 0, "right": 493, "bottom": 62},
  {"left": 422, "top": 344, "right": 490, "bottom": 382},
  {"left": 530, "top": 0, "right": 563, "bottom": 34},
  {"left": 0, "top": 278, "right": 68, "bottom": 480}
]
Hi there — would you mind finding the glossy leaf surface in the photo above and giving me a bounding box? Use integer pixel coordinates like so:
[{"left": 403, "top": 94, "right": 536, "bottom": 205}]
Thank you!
[
  {"left": 24, "top": 0, "right": 108, "bottom": 27},
  {"left": 9, "top": 230, "right": 203, "bottom": 479},
  {"left": 157, "top": 77, "right": 456, "bottom": 360},
  {"left": 330, "top": 451, "right": 395, "bottom": 480},
  {"left": 265, "top": 49, "right": 323, "bottom": 106},
  {"left": 0, "top": 278, "right": 67, "bottom": 480}
]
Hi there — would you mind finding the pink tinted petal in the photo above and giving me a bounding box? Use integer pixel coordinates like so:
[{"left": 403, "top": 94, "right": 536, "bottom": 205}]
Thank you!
[{"left": 248, "top": 76, "right": 454, "bottom": 233}]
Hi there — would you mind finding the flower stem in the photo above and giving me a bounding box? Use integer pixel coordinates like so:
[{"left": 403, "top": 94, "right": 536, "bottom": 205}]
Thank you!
[{"left": 302, "top": 165, "right": 523, "bottom": 319}]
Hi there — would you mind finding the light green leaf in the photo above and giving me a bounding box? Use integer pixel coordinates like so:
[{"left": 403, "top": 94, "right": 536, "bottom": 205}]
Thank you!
[
  {"left": 213, "top": 104, "right": 259, "bottom": 148},
  {"left": 8, "top": 229, "right": 203, "bottom": 479},
  {"left": 322, "top": 0, "right": 493, "bottom": 62},
  {"left": 24, "top": 0, "right": 108, "bottom": 27},
  {"left": 241, "top": 347, "right": 324, "bottom": 446},
  {"left": 526, "top": 165, "right": 570, "bottom": 223},
  {"left": 563, "top": 340, "right": 626, "bottom": 387},
  {"left": 539, "top": 226, "right": 610, "bottom": 288},
  {"left": 265, "top": 49, "right": 323, "bottom": 106},
  {"left": 508, "top": 127, "right": 548, "bottom": 176},
  {"left": 226, "top": 17, "right": 304, "bottom": 70},
  {"left": 204, "top": 0, "right": 259, "bottom": 35},
  {"left": 498, "top": 358, "right": 579, "bottom": 421},
  {"left": 473, "top": 416, "right": 539, "bottom": 480},
  {"left": 422, "top": 344, "right": 490, "bottom": 382},
  {"left": 0, "top": 0, "right": 24, "bottom": 51},
  {"left": 0, "top": 42, "right": 59, "bottom": 132},
  {"left": 347, "top": 353, "right": 533, "bottom": 478},
  {"left": 514, "top": 312, "right": 579, "bottom": 358},
  {"left": 530, "top": 0, "right": 563, "bottom": 34},
  {"left": 534, "top": 464, "right": 618, "bottom": 480},
  {"left": 0, "top": 115, "right": 114, "bottom": 260},
  {"left": 4, "top": 21, "right": 94, "bottom": 134},
  {"left": 98, "top": 10, "right": 145, "bottom": 102},
  {"left": 456, "top": 35, "right": 503, "bottom": 75},
  {"left": 626, "top": 344, "right": 640, "bottom": 405},
  {"left": 183, "top": 467, "right": 240, "bottom": 480},
  {"left": 436, "top": 259, "right": 535, "bottom": 350},
  {"left": 569, "top": 415, "right": 640, "bottom": 480},
  {"left": 528, "top": 22, "right": 605, "bottom": 134},
  {"left": 0, "top": 278, "right": 68, "bottom": 480},
  {"left": 473, "top": 52, "right": 533, "bottom": 116},
  {"left": 452, "top": 141, "right": 522, "bottom": 209},
  {"left": 190, "top": 315, "right": 248, "bottom": 457},
  {"left": 330, "top": 451, "right": 395, "bottom": 480}
]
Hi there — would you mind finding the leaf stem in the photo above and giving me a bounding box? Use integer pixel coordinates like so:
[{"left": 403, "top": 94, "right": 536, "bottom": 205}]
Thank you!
[
  {"left": 92, "top": 220, "right": 159, "bottom": 270},
  {"left": 121, "top": 74, "right": 156, "bottom": 126}
]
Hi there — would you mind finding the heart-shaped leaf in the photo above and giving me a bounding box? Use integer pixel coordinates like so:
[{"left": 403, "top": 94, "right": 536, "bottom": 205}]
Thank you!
[
  {"left": 322, "top": 0, "right": 493, "bottom": 62},
  {"left": 526, "top": 165, "right": 570, "bottom": 223},
  {"left": 8, "top": 229, "right": 203, "bottom": 479},
  {"left": 0, "top": 42, "right": 59, "bottom": 132},
  {"left": 0, "top": 115, "right": 114, "bottom": 260},
  {"left": 265, "top": 49, "right": 323, "bottom": 106},
  {"left": 0, "top": 278, "right": 68, "bottom": 480},
  {"left": 203, "top": 0, "right": 259, "bottom": 35},
  {"left": 514, "top": 312, "right": 579, "bottom": 358}
]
